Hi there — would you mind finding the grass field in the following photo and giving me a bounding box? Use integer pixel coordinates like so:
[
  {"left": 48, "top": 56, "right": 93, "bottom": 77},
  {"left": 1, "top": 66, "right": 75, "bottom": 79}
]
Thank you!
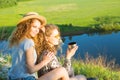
[{"left": 0, "top": 0, "right": 120, "bottom": 27}]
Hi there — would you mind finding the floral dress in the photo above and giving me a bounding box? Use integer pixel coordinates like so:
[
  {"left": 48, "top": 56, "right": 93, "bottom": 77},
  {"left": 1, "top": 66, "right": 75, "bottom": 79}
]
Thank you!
[{"left": 37, "top": 50, "right": 74, "bottom": 77}]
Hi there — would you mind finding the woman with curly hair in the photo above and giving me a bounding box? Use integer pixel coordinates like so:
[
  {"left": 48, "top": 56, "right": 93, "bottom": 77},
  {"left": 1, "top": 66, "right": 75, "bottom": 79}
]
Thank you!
[
  {"left": 37, "top": 24, "right": 87, "bottom": 80},
  {"left": 8, "top": 12, "right": 69, "bottom": 80}
]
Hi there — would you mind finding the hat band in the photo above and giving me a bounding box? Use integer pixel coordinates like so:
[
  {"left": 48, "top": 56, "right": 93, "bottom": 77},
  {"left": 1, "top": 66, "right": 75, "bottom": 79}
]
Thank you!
[{"left": 23, "top": 14, "right": 38, "bottom": 17}]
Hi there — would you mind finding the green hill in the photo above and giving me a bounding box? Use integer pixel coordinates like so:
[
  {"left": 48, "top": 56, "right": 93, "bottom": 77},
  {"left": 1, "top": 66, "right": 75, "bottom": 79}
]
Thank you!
[{"left": 0, "top": 0, "right": 120, "bottom": 27}]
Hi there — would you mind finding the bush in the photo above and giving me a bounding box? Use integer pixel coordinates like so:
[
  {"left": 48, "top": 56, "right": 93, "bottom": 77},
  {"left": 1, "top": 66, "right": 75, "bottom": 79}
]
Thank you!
[
  {"left": 93, "top": 16, "right": 120, "bottom": 24},
  {"left": 0, "top": 0, "right": 17, "bottom": 8},
  {"left": 91, "top": 16, "right": 120, "bottom": 32}
]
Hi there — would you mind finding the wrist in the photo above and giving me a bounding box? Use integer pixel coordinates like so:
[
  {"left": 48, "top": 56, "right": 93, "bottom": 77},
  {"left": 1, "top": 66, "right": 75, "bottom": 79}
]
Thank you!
[
  {"left": 65, "top": 57, "right": 71, "bottom": 61},
  {"left": 66, "top": 56, "right": 71, "bottom": 60},
  {"left": 66, "top": 57, "right": 70, "bottom": 60},
  {"left": 64, "top": 58, "right": 71, "bottom": 66}
]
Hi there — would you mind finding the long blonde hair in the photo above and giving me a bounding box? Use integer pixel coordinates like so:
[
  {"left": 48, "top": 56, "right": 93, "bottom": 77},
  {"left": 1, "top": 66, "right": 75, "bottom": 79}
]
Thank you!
[
  {"left": 9, "top": 18, "right": 40, "bottom": 47},
  {"left": 37, "top": 24, "right": 62, "bottom": 57},
  {"left": 35, "top": 30, "right": 45, "bottom": 56}
]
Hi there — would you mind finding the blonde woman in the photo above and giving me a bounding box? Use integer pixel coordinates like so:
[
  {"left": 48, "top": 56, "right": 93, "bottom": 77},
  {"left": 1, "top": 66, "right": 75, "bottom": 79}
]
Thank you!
[
  {"left": 37, "top": 24, "right": 87, "bottom": 80},
  {"left": 8, "top": 12, "right": 69, "bottom": 80}
]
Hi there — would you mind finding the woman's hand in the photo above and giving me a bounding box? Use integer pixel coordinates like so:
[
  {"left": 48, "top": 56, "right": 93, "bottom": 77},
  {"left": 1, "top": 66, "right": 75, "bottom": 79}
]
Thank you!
[
  {"left": 42, "top": 51, "right": 54, "bottom": 65},
  {"left": 66, "top": 45, "right": 78, "bottom": 59}
]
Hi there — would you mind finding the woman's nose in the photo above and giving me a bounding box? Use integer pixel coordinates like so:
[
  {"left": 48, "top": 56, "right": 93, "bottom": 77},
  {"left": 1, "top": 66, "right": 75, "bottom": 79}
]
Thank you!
[{"left": 36, "top": 29, "right": 39, "bottom": 34}]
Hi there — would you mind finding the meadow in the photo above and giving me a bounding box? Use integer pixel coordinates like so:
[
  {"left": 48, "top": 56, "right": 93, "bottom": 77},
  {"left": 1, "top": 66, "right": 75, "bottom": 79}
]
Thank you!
[
  {"left": 0, "top": 0, "right": 120, "bottom": 27},
  {"left": 0, "top": 0, "right": 120, "bottom": 40}
]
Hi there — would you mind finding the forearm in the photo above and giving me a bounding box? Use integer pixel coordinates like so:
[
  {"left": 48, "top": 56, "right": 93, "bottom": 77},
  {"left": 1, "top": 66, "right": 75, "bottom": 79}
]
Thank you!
[
  {"left": 63, "top": 59, "right": 71, "bottom": 71},
  {"left": 27, "top": 60, "right": 47, "bottom": 74},
  {"left": 63, "top": 58, "right": 74, "bottom": 77}
]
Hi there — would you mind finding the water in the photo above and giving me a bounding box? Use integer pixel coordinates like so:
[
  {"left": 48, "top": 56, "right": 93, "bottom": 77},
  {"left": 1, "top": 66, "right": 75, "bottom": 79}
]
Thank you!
[
  {"left": 61, "top": 31, "right": 120, "bottom": 65},
  {"left": 0, "top": 31, "right": 120, "bottom": 64},
  {"left": 0, "top": 40, "right": 10, "bottom": 54}
]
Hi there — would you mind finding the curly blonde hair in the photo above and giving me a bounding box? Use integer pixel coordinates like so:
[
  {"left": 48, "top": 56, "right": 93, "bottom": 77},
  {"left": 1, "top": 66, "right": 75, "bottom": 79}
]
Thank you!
[
  {"left": 9, "top": 18, "right": 40, "bottom": 47},
  {"left": 35, "top": 30, "right": 45, "bottom": 56},
  {"left": 37, "top": 24, "right": 63, "bottom": 57}
]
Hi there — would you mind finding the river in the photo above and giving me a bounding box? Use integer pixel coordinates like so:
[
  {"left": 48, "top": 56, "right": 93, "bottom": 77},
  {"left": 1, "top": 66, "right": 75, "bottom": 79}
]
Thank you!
[
  {"left": 0, "top": 31, "right": 120, "bottom": 65},
  {"left": 61, "top": 31, "right": 120, "bottom": 65}
]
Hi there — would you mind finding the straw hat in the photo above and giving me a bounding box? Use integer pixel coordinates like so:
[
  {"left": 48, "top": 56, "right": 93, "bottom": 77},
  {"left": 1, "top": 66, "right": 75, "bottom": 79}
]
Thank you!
[{"left": 17, "top": 12, "right": 47, "bottom": 26}]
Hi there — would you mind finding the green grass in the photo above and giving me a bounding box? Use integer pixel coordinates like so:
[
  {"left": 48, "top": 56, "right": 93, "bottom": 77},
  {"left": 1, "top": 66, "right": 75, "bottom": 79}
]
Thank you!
[
  {"left": 0, "top": 54, "right": 11, "bottom": 80},
  {"left": 72, "top": 54, "right": 120, "bottom": 80},
  {"left": 0, "top": 0, "right": 120, "bottom": 40},
  {"left": 0, "top": 0, "right": 120, "bottom": 27},
  {"left": 1, "top": 53, "right": 119, "bottom": 80}
]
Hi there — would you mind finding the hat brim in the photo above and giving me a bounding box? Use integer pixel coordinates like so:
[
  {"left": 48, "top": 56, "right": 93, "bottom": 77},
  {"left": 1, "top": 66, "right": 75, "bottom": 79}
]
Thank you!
[{"left": 17, "top": 15, "right": 46, "bottom": 26}]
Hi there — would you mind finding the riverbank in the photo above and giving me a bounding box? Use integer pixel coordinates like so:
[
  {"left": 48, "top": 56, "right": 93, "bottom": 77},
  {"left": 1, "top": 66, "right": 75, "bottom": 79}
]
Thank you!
[
  {"left": 61, "top": 30, "right": 86, "bottom": 37},
  {"left": 0, "top": 25, "right": 89, "bottom": 40},
  {"left": 0, "top": 26, "right": 120, "bottom": 40},
  {"left": 0, "top": 53, "right": 120, "bottom": 80}
]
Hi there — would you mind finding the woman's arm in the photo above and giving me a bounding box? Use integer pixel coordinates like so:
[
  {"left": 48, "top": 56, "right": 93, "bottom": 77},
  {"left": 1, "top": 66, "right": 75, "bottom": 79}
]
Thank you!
[
  {"left": 26, "top": 46, "right": 53, "bottom": 74},
  {"left": 63, "top": 46, "right": 78, "bottom": 77}
]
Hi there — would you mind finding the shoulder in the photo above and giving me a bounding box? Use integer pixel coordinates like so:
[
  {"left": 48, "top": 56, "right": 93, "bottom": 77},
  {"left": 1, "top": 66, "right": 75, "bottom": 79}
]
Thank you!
[
  {"left": 22, "top": 38, "right": 35, "bottom": 50},
  {"left": 23, "top": 38, "right": 34, "bottom": 44},
  {"left": 22, "top": 38, "right": 34, "bottom": 46}
]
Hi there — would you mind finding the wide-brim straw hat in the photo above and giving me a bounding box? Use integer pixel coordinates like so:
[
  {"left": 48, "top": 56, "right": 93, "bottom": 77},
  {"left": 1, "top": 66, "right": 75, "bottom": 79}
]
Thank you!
[{"left": 17, "top": 12, "right": 47, "bottom": 26}]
